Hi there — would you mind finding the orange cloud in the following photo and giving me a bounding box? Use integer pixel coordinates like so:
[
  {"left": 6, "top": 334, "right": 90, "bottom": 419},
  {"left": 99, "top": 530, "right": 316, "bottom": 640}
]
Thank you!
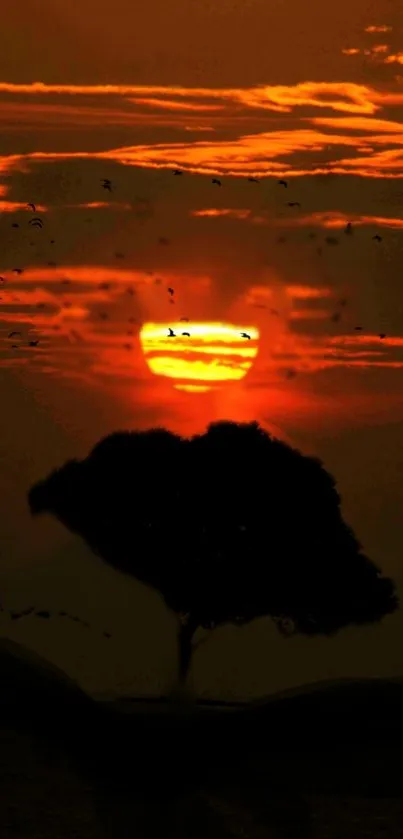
[
  {"left": 384, "top": 53, "right": 403, "bottom": 65},
  {"left": 0, "top": 81, "right": 396, "bottom": 115},
  {"left": 128, "top": 97, "right": 224, "bottom": 112},
  {"left": 364, "top": 25, "right": 392, "bottom": 33},
  {"left": 191, "top": 208, "right": 252, "bottom": 219}
]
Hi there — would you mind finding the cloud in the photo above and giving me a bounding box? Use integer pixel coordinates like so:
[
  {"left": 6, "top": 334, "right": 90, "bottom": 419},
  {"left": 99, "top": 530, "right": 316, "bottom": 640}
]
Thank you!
[{"left": 364, "top": 25, "right": 393, "bottom": 34}]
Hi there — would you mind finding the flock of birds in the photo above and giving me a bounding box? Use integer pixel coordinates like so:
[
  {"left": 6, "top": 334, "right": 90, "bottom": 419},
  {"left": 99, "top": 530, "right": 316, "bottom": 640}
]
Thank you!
[
  {"left": 0, "top": 602, "right": 112, "bottom": 639},
  {"left": 0, "top": 170, "right": 390, "bottom": 357}
]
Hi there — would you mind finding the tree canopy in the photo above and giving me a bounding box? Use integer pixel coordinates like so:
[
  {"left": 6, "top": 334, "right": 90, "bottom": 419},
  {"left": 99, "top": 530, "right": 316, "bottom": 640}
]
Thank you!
[{"left": 28, "top": 421, "right": 398, "bottom": 638}]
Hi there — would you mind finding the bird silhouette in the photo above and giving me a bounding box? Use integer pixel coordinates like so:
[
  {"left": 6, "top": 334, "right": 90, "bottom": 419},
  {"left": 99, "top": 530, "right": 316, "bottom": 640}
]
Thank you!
[
  {"left": 36, "top": 610, "right": 50, "bottom": 619},
  {"left": 101, "top": 179, "right": 112, "bottom": 192},
  {"left": 182, "top": 332, "right": 191, "bottom": 337},
  {"left": 167, "top": 287, "right": 175, "bottom": 296},
  {"left": 28, "top": 340, "right": 39, "bottom": 347},
  {"left": 240, "top": 332, "right": 251, "bottom": 339},
  {"left": 12, "top": 268, "right": 24, "bottom": 274},
  {"left": 379, "top": 333, "right": 386, "bottom": 339},
  {"left": 212, "top": 178, "right": 222, "bottom": 186},
  {"left": 248, "top": 177, "right": 260, "bottom": 183},
  {"left": 27, "top": 203, "right": 36, "bottom": 212},
  {"left": 278, "top": 180, "right": 288, "bottom": 187},
  {"left": 8, "top": 331, "right": 22, "bottom": 338},
  {"left": 354, "top": 326, "right": 363, "bottom": 331},
  {"left": 373, "top": 234, "right": 382, "bottom": 242},
  {"left": 11, "top": 223, "right": 19, "bottom": 229},
  {"left": 173, "top": 169, "right": 183, "bottom": 176},
  {"left": 167, "top": 328, "right": 176, "bottom": 337},
  {"left": 345, "top": 222, "right": 353, "bottom": 235},
  {"left": 29, "top": 217, "right": 44, "bottom": 229},
  {"left": 287, "top": 202, "right": 301, "bottom": 208},
  {"left": 180, "top": 317, "right": 189, "bottom": 322}
]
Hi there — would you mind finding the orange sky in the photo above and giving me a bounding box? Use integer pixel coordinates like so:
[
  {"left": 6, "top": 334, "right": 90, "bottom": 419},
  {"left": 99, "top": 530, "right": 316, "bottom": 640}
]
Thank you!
[{"left": 1, "top": 0, "right": 403, "bottom": 699}]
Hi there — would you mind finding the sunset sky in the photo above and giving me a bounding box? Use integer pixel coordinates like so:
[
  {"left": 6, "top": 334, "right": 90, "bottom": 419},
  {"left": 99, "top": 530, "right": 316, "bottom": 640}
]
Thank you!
[{"left": 1, "top": 0, "right": 403, "bottom": 700}]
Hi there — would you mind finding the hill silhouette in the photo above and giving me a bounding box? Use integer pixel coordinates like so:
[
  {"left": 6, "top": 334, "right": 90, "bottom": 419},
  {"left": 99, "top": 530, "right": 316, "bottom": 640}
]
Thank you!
[
  {"left": 28, "top": 420, "right": 399, "bottom": 687},
  {"left": 2, "top": 641, "right": 403, "bottom": 836}
]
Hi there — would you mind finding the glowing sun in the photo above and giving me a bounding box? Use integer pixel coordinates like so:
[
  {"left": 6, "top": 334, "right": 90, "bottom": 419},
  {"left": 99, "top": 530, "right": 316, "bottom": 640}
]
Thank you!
[{"left": 140, "top": 322, "right": 260, "bottom": 391}]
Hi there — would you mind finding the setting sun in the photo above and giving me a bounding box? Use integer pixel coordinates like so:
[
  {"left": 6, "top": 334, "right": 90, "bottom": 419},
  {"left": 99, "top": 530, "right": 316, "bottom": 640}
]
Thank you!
[{"left": 139, "top": 322, "right": 260, "bottom": 391}]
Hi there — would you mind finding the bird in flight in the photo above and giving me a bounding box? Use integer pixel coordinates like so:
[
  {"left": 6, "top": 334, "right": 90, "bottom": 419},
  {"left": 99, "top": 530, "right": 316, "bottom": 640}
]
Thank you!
[
  {"left": 287, "top": 201, "right": 301, "bottom": 208},
  {"left": 8, "top": 331, "right": 22, "bottom": 338},
  {"left": 182, "top": 331, "right": 191, "bottom": 337},
  {"left": 27, "top": 203, "right": 36, "bottom": 212},
  {"left": 354, "top": 326, "right": 363, "bottom": 331},
  {"left": 12, "top": 268, "right": 24, "bottom": 274},
  {"left": 101, "top": 179, "right": 112, "bottom": 191},
  {"left": 240, "top": 332, "right": 251, "bottom": 339},
  {"left": 11, "top": 223, "right": 19, "bottom": 229},
  {"left": 173, "top": 169, "right": 183, "bottom": 176},
  {"left": 278, "top": 180, "right": 288, "bottom": 188},
  {"left": 36, "top": 610, "right": 51, "bottom": 619},
  {"left": 248, "top": 177, "right": 260, "bottom": 183},
  {"left": 29, "top": 217, "right": 44, "bottom": 229},
  {"left": 167, "top": 328, "right": 176, "bottom": 337},
  {"left": 167, "top": 287, "right": 175, "bottom": 296},
  {"left": 379, "top": 333, "right": 386, "bottom": 339},
  {"left": 180, "top": 317, "right": 189, "bottom": 322},
  {"left": 28, "top": 340, "right": 39, "bottom": 347},
  {"left": 345, "top": 222, "right": 353, "bottom": 235},
  {"left": 373, "top": 234, "right": 382, "bottom": 242},
  {"left": 212, "top": 178, "right": 222, "bottom": 186}
]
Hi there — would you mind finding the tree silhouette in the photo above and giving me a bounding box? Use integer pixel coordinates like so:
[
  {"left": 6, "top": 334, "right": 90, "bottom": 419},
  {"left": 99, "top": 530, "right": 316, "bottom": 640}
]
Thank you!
[{"left": 28, "top": 421, "right": 398, "bottom": 689}]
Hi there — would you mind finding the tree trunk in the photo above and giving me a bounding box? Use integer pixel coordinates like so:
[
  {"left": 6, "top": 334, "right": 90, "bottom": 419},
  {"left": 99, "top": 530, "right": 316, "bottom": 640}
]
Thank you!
[{"left": 177, "top": 615, "right": 199, "bottom": 686}]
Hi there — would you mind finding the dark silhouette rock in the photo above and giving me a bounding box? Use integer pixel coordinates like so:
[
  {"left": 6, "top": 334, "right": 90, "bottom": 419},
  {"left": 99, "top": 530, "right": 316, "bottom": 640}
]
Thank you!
[{"left": 28, "top": 420, "right": 399, "bottom": 686}]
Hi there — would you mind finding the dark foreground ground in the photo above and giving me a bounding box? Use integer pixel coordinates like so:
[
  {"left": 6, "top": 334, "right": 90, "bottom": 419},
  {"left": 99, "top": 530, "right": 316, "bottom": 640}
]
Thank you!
[{"left": 2, "top": 639, "right": 403, "bottom": 838}]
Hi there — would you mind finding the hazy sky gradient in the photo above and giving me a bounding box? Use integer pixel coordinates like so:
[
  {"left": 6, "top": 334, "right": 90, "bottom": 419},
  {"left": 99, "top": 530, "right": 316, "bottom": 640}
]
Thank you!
[{"left": 0, "top": 0, "right": 402, "bottom": 699}]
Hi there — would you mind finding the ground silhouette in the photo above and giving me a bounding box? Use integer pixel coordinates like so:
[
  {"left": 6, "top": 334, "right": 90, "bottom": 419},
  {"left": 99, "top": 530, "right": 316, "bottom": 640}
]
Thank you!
[{"left": 28, "top": 420, "right": 399, "bottom": 686}]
